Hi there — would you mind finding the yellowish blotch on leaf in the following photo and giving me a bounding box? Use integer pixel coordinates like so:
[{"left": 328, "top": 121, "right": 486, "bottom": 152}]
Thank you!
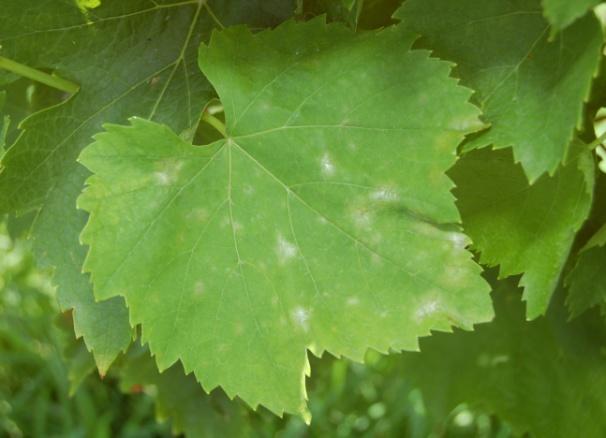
[{"left": 77, "top": 0, "right": 101, "bottom": 9}]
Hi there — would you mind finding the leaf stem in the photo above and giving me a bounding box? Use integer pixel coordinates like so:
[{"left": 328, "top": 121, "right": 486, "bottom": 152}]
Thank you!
[
  {"left": 202, "top": 111, "right": 227, "bottom": 138},
  {"left": 0, "top": 56, "right": 79, "bottom": 94},
  {"left": 587, "top": 131, "right": 606, "bottom": 151}
]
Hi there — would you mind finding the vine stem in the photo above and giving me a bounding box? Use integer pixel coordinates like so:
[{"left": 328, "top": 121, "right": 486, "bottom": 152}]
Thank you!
[
  {"left": 202, "top": 111, "right": 227, "bottom": 138},
  {"left": 0, "top": 56, "right": 79, "bottom": 94}
]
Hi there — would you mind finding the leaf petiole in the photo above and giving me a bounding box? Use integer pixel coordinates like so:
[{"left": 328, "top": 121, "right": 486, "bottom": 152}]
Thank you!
[
  {"left": 0, "top": 56, "right": 79, "bottom": 94},
  {"left": 587, "top": 130, "right": 606, "bottom": 151},
  {"left": 201, "top": 111, "right": 227, "bottom": 138}
]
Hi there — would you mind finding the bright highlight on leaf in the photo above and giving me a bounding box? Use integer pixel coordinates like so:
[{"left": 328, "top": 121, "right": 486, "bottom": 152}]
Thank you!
[
  {"left": 77, "top": 19, "right": 493, "bottom": 417},
  {"left": 395, "top": 0, "right": 603, "bottom": 181}
]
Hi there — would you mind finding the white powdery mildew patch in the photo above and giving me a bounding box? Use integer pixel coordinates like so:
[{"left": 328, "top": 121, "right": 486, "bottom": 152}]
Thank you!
[
  {"left": 412, "top": 221, "right": 440, "bottom": 238},
  {"left": 447, "top": 232, "right": 468, "bottom": 250},
  {"left": 233, "top": 322, "right": 245, "bottom": 335},
  {"left": 415, "top": 299, "right": 440, "bottom": 320},
  {"left": 153, "top": 160, "right": 184, "bottom": 186},
  {"left": 442, "top": 265, "right": 467, "bottom": 285},
  {"left": 271, "top": 295, "right": 279, "bottom": 307},
  {"left": 320, "top": 152, "right": 336, "bottom": 176},
  {"left": 154, "top": 172, "right": 172, "bottom": 185},
  {"left": 450, "top": 116, "right": 479, "bottom": 132},
  {"left": 243, "top": 184, "right": 255, "bottom": 196},
  {"left": 351, "top": 208, "right": 372, "bottom": 229},
  {"left": 370, "top": 186, "right": 399, "bottom": 202},
  {"left": 346, "top": 296, "right": 360, "bottom": 306},
  {"left": 220, "top": 216, "right": 230, "bottom": 229},
  {"left": 370, "top": 232, "right": 383, "bottom": 245},
  {"left": 477, "top": 353, "right": 510, "bottom": 368},
  {"left": 187, "top": 208, "right": 209, "bottom": 222},
  {"left": 292, "top": 306, "right": 310, "bottom": 332},
  {"left": 194, "top": 280, "right": 205, "bottom": 297},
  {"left": 276, "top": 233, "right": 297, "bottom": 264},
  {"left": 370, "top": 253, "right": 382, "bottom": 265},
  {"left": 232, "top": 221, "right": 244, "bottom": 233}
]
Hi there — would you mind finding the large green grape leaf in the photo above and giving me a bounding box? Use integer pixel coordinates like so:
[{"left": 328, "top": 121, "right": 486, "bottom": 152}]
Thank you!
[
  {"left": 542, "top": 0, "right": 602, "bottom": 31},
  {"left": 0, "top": 0, "right": 294, "bottom": 374},
  {"left": 395, "top": 0, "right": 603, "bottom": 181},
  {"left": 566, "top": 224, "right": 606, "bottom": 316},
  {"left": 398, "top": 277, "right": 606, "bottom": 438},
  {"left": 450, "top": 146, "right": 594, "bottom": 319},
  {"left": 77, "top": 20, "right": 492, "bottom": 417}
]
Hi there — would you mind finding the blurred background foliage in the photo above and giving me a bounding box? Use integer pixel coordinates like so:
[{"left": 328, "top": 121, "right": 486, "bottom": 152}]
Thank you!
[{"left": 0, "top": 222, "right": 169, "bottom": 437}]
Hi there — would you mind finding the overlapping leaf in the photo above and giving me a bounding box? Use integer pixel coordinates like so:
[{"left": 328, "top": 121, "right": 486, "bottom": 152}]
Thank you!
[
  {"left": 77, "top": 19, "right": 492, "bottom": 417},
  {"left": 567, "top": 224, "right": 606, "bottom": 316},
  {"left": 450, "top": 146, "right": 594, "bottom": 318},
  {"left": 398, "top": 277, "right": 606, "bottom": 437},
  {"left": 542, "top": 0, "right": 602, "bottom": 31},
  {"left": 0, "top": 0, "right": 294, "bottom": 373},
  {"left": 396, "top": 0, "right": 603, "bottom": 181}
]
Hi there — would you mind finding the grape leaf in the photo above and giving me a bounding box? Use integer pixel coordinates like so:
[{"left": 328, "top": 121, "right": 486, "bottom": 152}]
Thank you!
[
  {"left": 77, "top": 20, "right": 493, "bottom": 417},
  {"left": 450, "top": 145, "right": 594, "bottom": 319},
  {"left": 566, "top": 224, "right": 606, "bottom": 316},
  {"left": 0, "top": 0, "right": 294, "bottom": 373},
  {"left": 118, "top": 344, "right": 253, "bottom": 437},
  {"left": 301, "top": 0, "right": 363, "bottom": 28},
  {"left": 395, "top": 0, "right": 603, "bottom": 181},
  {"left": 542, "top": 0, "right": 602, "bottom": 31},
  {"left": 398, "top": 277, "right": 606, "bottom": 438},
  {"left": 302, "top": 0, "right": 400, "bottom": 30}
]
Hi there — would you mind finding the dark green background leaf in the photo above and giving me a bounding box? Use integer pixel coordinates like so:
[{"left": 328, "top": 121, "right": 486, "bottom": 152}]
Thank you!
[{"left": 396, "top": 0, "right": 602, "bottom": 181}]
